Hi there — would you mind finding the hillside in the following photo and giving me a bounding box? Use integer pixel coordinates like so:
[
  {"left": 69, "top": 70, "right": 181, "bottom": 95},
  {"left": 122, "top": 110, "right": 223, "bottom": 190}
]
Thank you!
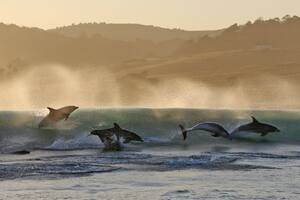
[
  {"left": 116, "top": 16, "right": 300, "bottom": 81},
  {"left": 0, "top": 23, "right": 185, "bottom": 79},
  {"left": 49, "top": 23, "right": 222, "bottom": 42},
  {"left": 1, "top": 17, "right": 300, "bottom": 109},
  {"left": 111, "top": 16, "right": 300, "bottom": 109},
  {"left": 176, "top": 15, "right": 300, "bottom": 55}
]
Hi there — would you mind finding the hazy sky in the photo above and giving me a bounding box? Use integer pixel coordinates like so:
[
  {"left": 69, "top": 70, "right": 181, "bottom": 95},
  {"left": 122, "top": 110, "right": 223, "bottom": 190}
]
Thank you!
[{"left": 1, "top": 0, "right": 300, "bottom": 30}]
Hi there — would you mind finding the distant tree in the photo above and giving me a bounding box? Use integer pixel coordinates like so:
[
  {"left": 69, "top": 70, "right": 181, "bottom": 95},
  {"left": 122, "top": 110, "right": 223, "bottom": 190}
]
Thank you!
[
  {"left": 224, "top": 23, "right": 239, "bottom": 33},
  {"left": 254, "top": 17, "right": 264, "bottom": 24},
  {"left": 274, "top": 17, "right": 280, "bottom": 21},
  {"left": 282, "top": 15, "right": 291, "bottom": 21},
  {"left": 289, "top": 15, "right": 300, "bottom": 23},
  {"left": 267, "top": 18, "right": 280, "bottom": 25},
  {"left": 245, "top": 21, "right": 252, "bottom": 26}
]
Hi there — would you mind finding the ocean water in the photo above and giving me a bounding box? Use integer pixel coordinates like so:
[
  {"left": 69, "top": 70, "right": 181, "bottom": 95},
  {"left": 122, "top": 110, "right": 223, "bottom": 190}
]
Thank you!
[{"left": 0, "top": 108, "right": 300, "bottom": 199}]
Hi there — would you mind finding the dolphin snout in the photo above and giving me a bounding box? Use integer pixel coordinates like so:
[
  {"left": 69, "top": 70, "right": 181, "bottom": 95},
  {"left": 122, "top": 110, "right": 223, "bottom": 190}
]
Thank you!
[{"left": 275, "top": 128, "right": 280, "bottom": 132}]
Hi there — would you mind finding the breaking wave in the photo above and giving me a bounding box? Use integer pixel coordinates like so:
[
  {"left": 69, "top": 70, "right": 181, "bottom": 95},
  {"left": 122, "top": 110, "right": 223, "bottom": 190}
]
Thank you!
[{"left": 0, "top": 108, "right": 300, "bottom": 152}]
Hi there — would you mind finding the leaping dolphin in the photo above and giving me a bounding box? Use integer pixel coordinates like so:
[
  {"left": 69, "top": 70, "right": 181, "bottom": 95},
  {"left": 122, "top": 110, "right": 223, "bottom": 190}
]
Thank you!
[
  {"left": 90, "top": 123, "right": 143, "bottom": 150},
  {"left": 230, "top": 116, "right": 280, "bottom": 137},
  {"left": 38, "top": 106, "right": 79, "bottom": 128},
  {"left": 90, "top": 128, "right": 122, "bottom": 151},
  {"left": 179, "top": 122, "right": 232, "bottom": 141}
]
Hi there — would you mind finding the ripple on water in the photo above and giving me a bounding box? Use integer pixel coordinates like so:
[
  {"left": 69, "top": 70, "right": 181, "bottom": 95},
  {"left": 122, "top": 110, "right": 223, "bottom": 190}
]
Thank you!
[
  {"left": 0, "top": 150, "right": 291, "bottom": 180},
  {"left": 161, "top": 189, "right": 196, "bottom": 200}
]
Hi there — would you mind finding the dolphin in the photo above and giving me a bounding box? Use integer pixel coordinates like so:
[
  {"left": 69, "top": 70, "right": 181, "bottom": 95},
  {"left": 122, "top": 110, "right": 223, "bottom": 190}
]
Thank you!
[
  {"left": 90, "top": 123, "right": 143, "bottom": 150},
  {"left": 10, "top": 150, "right": 30, "bottom": 155},
  {"left": 230, "top": 116, "right": 280, "bottom": 137},
  {"left": 90, "top": 128, "right": 122, "bottom": 151},
  {"left": 38, "top": 106, "right": 79, "bottom": 128},
  {"left": 179, "top": 122, "right": 232, "bottom": 141}
]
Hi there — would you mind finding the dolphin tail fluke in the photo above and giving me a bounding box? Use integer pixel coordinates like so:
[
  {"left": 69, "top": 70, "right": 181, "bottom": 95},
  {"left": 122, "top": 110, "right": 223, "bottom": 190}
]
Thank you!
[{"left": 179, "top": 124, "right": 188, "bottom": 140}]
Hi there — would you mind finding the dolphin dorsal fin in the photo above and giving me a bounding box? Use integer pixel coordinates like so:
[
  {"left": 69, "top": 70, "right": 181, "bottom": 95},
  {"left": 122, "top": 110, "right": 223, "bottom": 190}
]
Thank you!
[
  {"left": 47, "top": 107, "right": 56, "bottom": 113},
  {"left": 251, "top": 116, "right": 259, "bottom": 123},
  {"left": 114, "top": 123, "right": 120, "bottom": 129}
]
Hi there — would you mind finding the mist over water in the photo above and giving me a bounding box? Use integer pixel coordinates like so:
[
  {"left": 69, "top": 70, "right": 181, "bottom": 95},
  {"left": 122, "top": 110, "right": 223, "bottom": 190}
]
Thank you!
[
  {"left": 0, "top": 64, "right": 120, "bottom": 109},
  {"left": 0, "top": 64, "right": 299, "bottom": 110}
]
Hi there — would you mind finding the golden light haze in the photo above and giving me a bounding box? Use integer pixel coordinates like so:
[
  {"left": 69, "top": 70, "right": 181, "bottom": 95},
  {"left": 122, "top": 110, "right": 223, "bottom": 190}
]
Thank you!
[
  {"left": 1, "top": 64, "right": 298, "bottom": 110},
  {"left": 1, "top": 1, "right": 300, "bottom": 110},
  {"left": 1, "top": 0, "right": 300, "bottom": 30}
]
